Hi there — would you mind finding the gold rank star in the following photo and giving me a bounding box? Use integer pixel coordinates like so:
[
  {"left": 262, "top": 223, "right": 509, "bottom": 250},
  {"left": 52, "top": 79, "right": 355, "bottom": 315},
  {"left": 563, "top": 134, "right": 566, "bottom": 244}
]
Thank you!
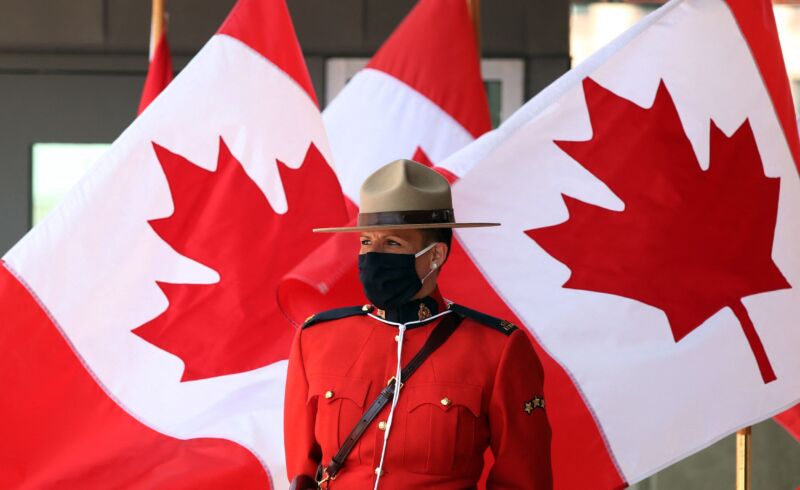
[
  {"left": 523, "top": 395, "right": 545, "bottom": 415},
  {"left": 499, "top": 319, "right": 516, "bottom": 331}
]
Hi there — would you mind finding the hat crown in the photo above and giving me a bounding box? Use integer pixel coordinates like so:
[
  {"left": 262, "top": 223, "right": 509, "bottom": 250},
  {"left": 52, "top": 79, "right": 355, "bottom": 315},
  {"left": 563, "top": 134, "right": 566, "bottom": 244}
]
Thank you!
[
  {"left": 359, "top": 159, "right": 452, "bottom": 213},
  {"left": 312, "top": 158, "right": 499, "bottom": 232}
]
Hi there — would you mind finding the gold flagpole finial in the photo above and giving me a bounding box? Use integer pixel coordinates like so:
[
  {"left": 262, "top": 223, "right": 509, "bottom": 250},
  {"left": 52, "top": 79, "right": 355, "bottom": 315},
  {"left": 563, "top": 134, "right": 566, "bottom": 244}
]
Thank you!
[
  {"left": 149, "top": 0, "right": 167, "bottom": 60},
  {"left": 466, "top": 0, "right": 481, "bottom": 52}
]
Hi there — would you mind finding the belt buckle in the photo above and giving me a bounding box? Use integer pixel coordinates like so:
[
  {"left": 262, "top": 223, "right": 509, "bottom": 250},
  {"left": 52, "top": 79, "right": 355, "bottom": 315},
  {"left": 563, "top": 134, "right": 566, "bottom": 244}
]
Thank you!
[
  {"left": 387, "top": 376, "right": 404, "bottom": 389},
  {"left": 316, "top": 466, "right": 334, "bottom": 489}
]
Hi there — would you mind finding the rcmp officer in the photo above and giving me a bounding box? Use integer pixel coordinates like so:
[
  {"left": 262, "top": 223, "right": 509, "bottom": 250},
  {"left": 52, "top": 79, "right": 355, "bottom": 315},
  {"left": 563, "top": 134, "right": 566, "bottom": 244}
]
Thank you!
[{"left": 285, "top": 160, "right": 552, "bottom": 489}]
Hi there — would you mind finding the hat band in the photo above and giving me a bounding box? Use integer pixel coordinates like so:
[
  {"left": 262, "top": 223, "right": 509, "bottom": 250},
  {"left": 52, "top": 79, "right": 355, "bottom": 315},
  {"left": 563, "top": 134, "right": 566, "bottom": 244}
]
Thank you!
[{"left": 357, "top": 208, "right": 455, "bottom": 227}]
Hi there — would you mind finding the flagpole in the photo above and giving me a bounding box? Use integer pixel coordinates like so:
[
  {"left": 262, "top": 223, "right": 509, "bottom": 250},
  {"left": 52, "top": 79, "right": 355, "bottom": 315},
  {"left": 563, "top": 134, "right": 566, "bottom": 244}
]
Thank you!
[
  {"left": 466, "top": 0, "right": 481, "bottom": 52},
  {"left": 149, "top": 0, "right": 166, "bottom": 60},
  {"left": 736, "top": 427, "right": 751, "bottom": 490}
]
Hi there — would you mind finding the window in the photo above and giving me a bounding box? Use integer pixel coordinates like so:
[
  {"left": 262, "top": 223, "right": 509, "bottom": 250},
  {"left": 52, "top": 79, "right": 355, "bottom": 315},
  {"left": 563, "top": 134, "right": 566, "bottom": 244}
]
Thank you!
[
  {"left": 481, "top": 59, "right": 525, "bottom": 127},
  {"left": 31, "top": 143, "right": 109, "bottom": 226},
  {"left": 570, "top": 3, "right": 657, "bottom": 68},
  {"left": 324, "top": 57, "right": 525, "bottom": 128},
  {"left": 775, "top": 4, "right": 800, "bottom": 114},
  {"left": 570, "top": 1, "right": 800, "bottom": 114}
]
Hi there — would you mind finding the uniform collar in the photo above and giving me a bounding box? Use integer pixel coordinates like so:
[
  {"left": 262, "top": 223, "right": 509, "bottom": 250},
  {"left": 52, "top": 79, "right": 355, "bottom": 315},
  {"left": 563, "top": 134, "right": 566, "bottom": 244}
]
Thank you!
[{"left": 372, "top": 288, "right": 448, "bottom": 325}]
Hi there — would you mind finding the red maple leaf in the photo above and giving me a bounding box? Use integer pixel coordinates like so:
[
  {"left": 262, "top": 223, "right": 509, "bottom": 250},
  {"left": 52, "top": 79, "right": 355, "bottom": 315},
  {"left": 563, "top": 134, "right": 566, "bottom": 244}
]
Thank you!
[
  {"left": 135, "top": 138, "right": 347, "bottom": 381},
  {"left": 526, "top": 78, "right": 790, "bottom": 384}
]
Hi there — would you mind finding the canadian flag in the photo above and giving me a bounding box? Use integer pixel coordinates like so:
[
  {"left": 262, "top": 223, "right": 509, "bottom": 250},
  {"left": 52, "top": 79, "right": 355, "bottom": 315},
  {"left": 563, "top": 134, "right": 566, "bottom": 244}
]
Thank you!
[
  {"left": 323, "top": 0, "right": 490, "bottom": 204},
  {"left": 0, "top": 0, "right": 346, "bottom": 487},
  {"left": 445, "top": 0, "right": 800, "bottom": 486},
  {"left": 278, "top": 0, "right": 491, "bottom": 322}
]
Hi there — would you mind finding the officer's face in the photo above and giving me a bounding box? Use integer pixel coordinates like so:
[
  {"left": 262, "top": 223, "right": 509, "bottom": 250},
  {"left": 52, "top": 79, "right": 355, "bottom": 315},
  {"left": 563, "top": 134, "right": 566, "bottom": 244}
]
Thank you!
[{"left": 359, "top": 229, "right": 425, "bottom": 255}]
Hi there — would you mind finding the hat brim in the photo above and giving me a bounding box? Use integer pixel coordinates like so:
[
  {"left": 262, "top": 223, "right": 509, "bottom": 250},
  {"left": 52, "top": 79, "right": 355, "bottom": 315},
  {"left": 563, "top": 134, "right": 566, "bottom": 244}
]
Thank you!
[{"left": 313, "top": 222, "right": 500, "bottom": 233}]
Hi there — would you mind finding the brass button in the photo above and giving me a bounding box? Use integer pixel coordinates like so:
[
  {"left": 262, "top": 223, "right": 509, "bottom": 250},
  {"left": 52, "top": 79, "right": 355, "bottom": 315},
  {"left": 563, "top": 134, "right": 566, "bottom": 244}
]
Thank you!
[
  {"left": 378, "top": 421, "right": 387, "bottom": 431},
  {"left": 325, "top": 390, "right": 334, "bottom": 399},
  {"left": 374, "top": 467, "right": 384, "bottom": 476},
  {"left": 394, "top": 334, "right": 400, "bottom": 342},
  {"left": 440, "top": 397, "right": 451, "bottom": 407},
  {"left": 362, "top": 304, "right": 371, "bottom": 311}
]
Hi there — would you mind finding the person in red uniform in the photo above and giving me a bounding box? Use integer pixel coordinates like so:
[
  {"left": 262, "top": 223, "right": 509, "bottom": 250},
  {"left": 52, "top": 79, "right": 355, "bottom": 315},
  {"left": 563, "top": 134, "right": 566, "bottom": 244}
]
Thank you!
[{"left": 285, "top": 159, "right": 552, "bottom": 489}]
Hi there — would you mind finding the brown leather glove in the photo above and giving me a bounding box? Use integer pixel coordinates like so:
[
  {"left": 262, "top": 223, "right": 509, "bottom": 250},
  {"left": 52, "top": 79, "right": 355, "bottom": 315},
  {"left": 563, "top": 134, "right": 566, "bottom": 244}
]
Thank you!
[{"left": 289, "top": 474, "right": 317, "bottom": 490}]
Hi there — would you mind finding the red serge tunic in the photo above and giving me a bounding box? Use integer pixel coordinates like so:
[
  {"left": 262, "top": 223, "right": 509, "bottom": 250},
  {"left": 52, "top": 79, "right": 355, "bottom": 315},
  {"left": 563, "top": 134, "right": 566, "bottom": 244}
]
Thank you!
[{"left": 284, "top": 290, "right": 552, "bottom": 489}]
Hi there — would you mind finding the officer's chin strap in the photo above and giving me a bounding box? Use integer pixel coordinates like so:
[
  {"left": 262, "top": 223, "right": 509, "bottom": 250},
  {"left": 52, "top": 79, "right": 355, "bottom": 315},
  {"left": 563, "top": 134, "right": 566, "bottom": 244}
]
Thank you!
[{"left": 370, "top": 308, "right": 453, "bottom": 490}]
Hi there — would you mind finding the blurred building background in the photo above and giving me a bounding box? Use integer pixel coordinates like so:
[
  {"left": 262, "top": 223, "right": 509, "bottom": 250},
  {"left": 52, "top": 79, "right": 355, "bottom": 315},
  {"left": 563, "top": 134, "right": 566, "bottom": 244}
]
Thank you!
[{"left": 0, "top": 0, "right": 798, "bottom": 487}]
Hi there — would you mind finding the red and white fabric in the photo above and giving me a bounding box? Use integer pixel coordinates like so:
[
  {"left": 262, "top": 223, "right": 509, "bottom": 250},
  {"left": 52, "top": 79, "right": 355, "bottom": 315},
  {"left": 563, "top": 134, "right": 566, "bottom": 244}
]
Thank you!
[
  {"left": 0, "top": 0, "right": 347, "bottom": 487},
  {"left": 444, "top": 0, "right": 800, "bottom": 485},
  {"left": 322, "top": 0, "right": 490, "bottom": 206},
  {"left": 776, "top": 406, "right": 800, "bottom": 441}
]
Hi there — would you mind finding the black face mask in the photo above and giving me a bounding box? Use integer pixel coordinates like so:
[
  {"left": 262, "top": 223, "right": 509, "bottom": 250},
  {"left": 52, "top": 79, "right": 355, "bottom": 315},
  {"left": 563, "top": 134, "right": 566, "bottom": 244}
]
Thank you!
[{"left": 358, "top": 242, "right": 437, "bottom": 309}]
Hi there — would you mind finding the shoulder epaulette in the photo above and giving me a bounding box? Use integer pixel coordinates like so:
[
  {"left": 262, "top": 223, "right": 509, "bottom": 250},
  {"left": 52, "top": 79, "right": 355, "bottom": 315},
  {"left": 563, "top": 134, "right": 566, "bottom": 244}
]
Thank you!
[
  {"left": 302, "top": 305, "right": 374, "bottom": 329},
  {"left": 449, "top": 303, "right": 518, "bottom": 336}
]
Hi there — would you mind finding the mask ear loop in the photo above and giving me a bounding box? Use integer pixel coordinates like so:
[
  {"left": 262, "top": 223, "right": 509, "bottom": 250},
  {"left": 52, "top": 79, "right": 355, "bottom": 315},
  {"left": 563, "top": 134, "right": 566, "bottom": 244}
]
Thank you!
[
  {"left": 415, "top": 242, "right": 439, "bottom": 284},
  {"left": 414, "top": 241, "right": 438, "bottom": 258},
  {"left": 420, "top": 267, "right": 436, "bottom": 284}
]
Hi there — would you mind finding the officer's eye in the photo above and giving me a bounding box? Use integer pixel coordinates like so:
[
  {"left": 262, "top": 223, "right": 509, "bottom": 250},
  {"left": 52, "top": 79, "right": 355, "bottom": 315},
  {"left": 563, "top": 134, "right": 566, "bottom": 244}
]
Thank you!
[
  {"left": 360, "top": 238, "right": 371, "bottom": 246},
  {"left": 387, "top": 239, "right": 401, "bottom": 247}
]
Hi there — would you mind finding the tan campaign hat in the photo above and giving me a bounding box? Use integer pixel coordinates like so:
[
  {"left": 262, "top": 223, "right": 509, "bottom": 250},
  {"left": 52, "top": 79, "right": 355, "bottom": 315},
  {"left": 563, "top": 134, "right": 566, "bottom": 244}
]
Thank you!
[{"left": 314, "top": 159, "right": 500, "bottom": 232}]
